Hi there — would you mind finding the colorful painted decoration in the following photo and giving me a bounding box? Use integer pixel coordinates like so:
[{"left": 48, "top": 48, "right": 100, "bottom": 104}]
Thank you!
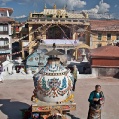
[{"left": 33, "top": 49, "right": 74, "bottom": 102}]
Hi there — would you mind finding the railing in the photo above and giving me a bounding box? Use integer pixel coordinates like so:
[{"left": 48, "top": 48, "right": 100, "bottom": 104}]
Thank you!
[
  {"left": 28, "top": 17, "right": 89, "bottom": 24},
  {"left": 0, "top": 31, "right": 8, "bottom": 34},
  {"left": 0, "top": 45, "right": 9, "bottom": 49},
  {"left": 92, "top": 40, "right": 113, "bottom": 42}
]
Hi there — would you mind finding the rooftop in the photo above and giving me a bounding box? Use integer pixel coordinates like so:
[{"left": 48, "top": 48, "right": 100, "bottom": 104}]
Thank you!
[
  {"left": 90, "top": 45, "right": 119, "bottom": 58},
  {"left": 0, "top": 8, "right": 13, "bottom": 15},
  {"left": 90, "top": 20, "right": 119, "bottom": 31},
  {"left": 29, "top": 6, "right": 88, "bottom": 20},
  {"left": 0, "top": 17, "right": 14, "bottom": 23}
]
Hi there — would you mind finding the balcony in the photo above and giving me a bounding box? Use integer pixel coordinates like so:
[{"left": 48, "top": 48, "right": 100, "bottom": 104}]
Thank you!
[
  {"left": 28, "top": 18, "right": 89, "bottom": 25},
  {"left": 0, "top": 45, "right": 9, "bottom": 49},
  {"left": 0, "top": 31, "right": 8, "bottom": 35}
]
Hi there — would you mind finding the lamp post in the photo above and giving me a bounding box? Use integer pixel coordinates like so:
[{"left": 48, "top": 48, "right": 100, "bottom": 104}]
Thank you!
[
  {"left": 36, "top": 35, "right": 43, "bottom": 71},
  {"left": 9, "top": 35, "right": 12, "bottom": 60}
]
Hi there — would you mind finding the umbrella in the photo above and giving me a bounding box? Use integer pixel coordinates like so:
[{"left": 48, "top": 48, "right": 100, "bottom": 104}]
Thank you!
[{"left": 75, "top": 43, "right": 90, "bottom": 49}]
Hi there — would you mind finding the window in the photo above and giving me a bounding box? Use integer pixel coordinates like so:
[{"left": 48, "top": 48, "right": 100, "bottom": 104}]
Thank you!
[
  {"left": 98, "top": 33, "right": 102, "bottom": 40},
  {"left": 97, "top": 44, "right": 102, "bottom": 48},
  {"left": 0, "top": 26, "right": 3, "bottom": 31},
  {"left": 0, "top": 25, "right": 8, "bottom": 32},
  {"left": 1, "top": 14, "right": 4, "bottom": 16},
  {"left": 0, "top": 38, "right": 9, "bottom": 46},
  {"left": 3, "top": 25, "right": 8, "bottom": 31},
  {"left": 107, "top": 33, "right": 111, "bottom": 40},
  {"left": 116, "top": 34, "right": 119, "bottom": 40}
]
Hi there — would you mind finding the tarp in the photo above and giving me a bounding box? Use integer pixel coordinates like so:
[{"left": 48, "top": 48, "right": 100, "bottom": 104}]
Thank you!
[{"left": 42, "top": 39, "right": 79, "bottom": 45}]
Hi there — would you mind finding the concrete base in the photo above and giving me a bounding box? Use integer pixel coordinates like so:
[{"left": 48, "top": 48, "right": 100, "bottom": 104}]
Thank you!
[
  {"left": 98, "top": 68, "right": 119, "bottom": 77},
  {"left": 91, "top": 67, "right": 119, "bottom": 77},
  {"left": 77, "top": 73, "right": 97, "bottom": 79},
  {"left": 3, "top": 73, "right": 33, "bottom": 80},
  {"left": 77, "top": 68, "right": 98, "bottom": 79}
]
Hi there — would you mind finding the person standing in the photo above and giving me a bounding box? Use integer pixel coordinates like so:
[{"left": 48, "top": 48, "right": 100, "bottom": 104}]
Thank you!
[
  {"left": 0, "top": 65, "right": 4, "bottom": 83},
  {"left": 72, "top": 65, "right": 77, "bottom": 91},
  {"left": 87, "top": 85, "right": 105, "bottom": 119},
  {"left": 0, "top": 71, "right": 4, "bottom": 83}
]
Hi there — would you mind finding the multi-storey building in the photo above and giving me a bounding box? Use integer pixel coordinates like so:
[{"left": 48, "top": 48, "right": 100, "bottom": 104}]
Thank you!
[
  {"left": 21, "top": 5, "right": 90, "bottom": 58},
  {"left": 90, "top": 20, "right": 119, "bottom": 49},
  {"left": 0, "top": 8, "right": 14, "bottom": 62}
]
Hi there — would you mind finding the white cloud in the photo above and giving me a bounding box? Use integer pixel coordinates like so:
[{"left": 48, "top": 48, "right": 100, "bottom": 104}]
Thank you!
[
  {"left": 0, "top": 0, "right": 12, "bottom": 6},
  {"left": 14, "top": 15, "right": 27, "bottom": 19},
  {"left": 3, "top": 0, "right": 85, "bottom": 9},
  {"left": 1, "top": 2, "right": 6, "bottom": 6},
  {"left": 98, "top": 0, "right": 110, "bottom": 13},
  {"left": 45, "top": 0, "right": 86, "bottom": 10},
  {"left": 18, "top": 2, "right": 25, "bottom": 5},
  {"left": 114, "top": 5, "right": 117, "bottom": 8},
  {"left": 83, "top": 0, "right": 110, "bottom": 14},
  {"left": 81, "top": 0, "right": 112, "bottom": 19}
]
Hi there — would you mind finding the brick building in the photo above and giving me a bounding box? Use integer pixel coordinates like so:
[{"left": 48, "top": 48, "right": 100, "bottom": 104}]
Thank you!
[
  {"left": 90, "top": 45, "right": 119, "bottom": 77},
  {"left": 90, "top": 20, "right": 119, "bottom": 49}
]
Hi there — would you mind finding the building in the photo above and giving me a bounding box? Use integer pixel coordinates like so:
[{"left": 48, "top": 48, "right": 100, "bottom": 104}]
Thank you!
[
  {"left": 21, "top": 4, "right": 90, "bottom": 58},
  {"left": 90, "top": 45, "right": 119, "bottom": 77},
  {"left": 24, "top": 39, "right": 79, "bottom": 72},
  {"left": 0, "top": 8, "right": 14, "bottom": 62},
  {"left": 12, "top": 22, "right": 28, "bottom": 59},
  {"left": 90, "top": 20, "right": 119, "bottom": 49}
]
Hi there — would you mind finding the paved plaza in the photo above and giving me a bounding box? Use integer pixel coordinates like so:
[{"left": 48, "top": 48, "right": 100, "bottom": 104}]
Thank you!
[{"left": 0, "top": 77, "right": 119, "bottom": 119}]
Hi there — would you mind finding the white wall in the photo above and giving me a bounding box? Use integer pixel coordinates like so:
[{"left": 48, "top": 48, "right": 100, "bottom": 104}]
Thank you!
[{"left": 8, "top": 24, "right": 12, "bottom": 35}]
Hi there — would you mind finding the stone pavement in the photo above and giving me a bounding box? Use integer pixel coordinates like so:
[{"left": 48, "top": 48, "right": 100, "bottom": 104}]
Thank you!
[{"left": 0, "top": 77, "right": 119, "bottom": 119}]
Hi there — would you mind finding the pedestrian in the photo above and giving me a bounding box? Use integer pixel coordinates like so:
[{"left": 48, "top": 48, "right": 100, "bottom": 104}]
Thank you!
[
  {"left": 0, "top": 71, "right": 4, "bottom": 83},
  {"left": 87, "top": 85, "right": 105, "bottom": 119},
  {"left": 72, "top": 65, "right": 77, "bottom": 91}
]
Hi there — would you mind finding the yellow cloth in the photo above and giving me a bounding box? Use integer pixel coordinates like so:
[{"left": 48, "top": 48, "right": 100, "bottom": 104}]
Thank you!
[{"left": 73, "top": 70, "right": 77, "bottom": 79}]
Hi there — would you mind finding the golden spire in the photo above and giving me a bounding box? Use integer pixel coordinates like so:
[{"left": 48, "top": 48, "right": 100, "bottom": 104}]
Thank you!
[{"left": 53, "top": 4, "right": 56, "bottom": 9}]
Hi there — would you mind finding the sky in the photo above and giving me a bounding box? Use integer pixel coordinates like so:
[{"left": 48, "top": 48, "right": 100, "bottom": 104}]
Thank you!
[{"left": 0, "top": 0, "right": 119, "bottom": 18}]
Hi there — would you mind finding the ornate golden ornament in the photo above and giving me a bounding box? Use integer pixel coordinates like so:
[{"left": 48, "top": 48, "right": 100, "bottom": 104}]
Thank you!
[{"left": 57, "top": 10, "right": 61, "bottom": 15}]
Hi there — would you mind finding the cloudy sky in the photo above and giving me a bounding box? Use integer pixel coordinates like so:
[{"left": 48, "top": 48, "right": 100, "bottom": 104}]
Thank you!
[{"left": 0, "top": 0, "right": 119, "bottom": 18}]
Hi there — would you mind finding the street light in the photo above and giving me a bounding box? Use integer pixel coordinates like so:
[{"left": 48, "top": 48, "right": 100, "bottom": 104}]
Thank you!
[{"left": 36, "top": 34, "right": 43, "bottom": 71}]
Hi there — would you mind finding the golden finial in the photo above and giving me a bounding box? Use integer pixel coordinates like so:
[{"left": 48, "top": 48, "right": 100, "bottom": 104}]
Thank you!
[{"left": 53, "top": 4, "right": 56, "bottom": 9}]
